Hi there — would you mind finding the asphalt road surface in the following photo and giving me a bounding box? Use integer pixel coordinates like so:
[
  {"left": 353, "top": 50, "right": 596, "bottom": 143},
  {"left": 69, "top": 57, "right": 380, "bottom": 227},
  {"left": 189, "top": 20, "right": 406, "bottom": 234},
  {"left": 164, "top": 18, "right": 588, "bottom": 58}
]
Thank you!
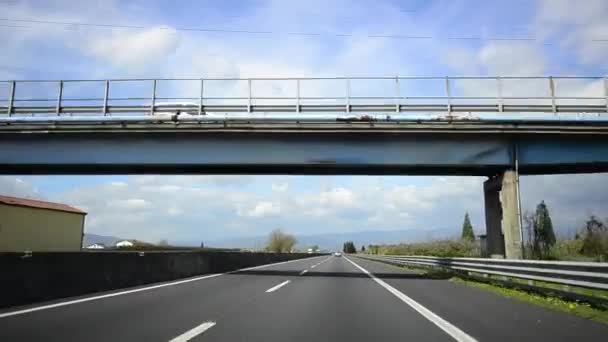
[{"left": 1, "top": 255, "right": 606, "bottom": 341}]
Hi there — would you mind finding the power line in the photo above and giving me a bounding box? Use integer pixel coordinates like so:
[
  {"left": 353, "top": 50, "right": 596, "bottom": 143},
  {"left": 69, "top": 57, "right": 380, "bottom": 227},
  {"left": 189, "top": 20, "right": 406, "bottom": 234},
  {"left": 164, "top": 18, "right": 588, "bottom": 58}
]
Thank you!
[
  {"left": 0, "top": 18, "right": 147, "bottom": 30},
  {"left": 0, "top": 23, "right": 28, "bottom": 28},
  {"left": 0, "top": 17, "right": 606, "bottom": 43}
]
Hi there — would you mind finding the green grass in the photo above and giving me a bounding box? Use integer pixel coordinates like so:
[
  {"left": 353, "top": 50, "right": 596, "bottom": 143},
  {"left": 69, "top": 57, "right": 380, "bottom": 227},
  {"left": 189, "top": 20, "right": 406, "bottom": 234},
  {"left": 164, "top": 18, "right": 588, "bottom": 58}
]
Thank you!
[
  {"left": 480, "top": 274, "right": 608, "bottom": 300},
  {"left": 451, "top": 277, "right": 608, "bottom": 325},
  {"left": 379, "top": 261, "right": 453, "bottom": 278}
]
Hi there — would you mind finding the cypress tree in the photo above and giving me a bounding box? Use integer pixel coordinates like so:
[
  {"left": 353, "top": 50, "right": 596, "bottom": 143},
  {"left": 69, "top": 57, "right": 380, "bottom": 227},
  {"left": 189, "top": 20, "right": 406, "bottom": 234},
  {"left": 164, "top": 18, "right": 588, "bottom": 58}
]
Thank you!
[
  {"left": 461, "top": 212, "right": 475, "bottom": 241},
  {"left": 533, "top": 201, "right": 556, "bottom": 258}
]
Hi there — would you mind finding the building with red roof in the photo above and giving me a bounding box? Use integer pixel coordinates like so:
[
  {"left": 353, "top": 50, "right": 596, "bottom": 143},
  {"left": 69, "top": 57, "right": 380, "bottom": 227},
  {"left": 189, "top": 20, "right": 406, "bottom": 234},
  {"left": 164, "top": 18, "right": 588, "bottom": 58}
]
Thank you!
[{"left": 0, "top": 194, "right": 86, "bottom": 252}]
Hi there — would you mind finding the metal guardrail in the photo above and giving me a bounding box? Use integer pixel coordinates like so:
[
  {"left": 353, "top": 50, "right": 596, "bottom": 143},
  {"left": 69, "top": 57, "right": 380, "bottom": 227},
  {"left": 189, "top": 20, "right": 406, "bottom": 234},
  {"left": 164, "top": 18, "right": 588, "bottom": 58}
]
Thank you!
[
  {"left": 0, "top": 76, "right": 607, "bottom": 123},
  {"left": 357, "top": 254, "right": 608, "bottom": 291}
]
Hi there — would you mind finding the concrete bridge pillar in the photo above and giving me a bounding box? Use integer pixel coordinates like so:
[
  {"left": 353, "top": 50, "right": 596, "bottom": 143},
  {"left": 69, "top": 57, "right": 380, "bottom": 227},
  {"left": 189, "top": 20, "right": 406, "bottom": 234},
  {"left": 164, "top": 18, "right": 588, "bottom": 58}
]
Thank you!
[
  {"left": 483, "top": 170, "right": 523, "bottom": 259},
  {"left": 483, "top": 175, "right": 505, "bottom": 258}
]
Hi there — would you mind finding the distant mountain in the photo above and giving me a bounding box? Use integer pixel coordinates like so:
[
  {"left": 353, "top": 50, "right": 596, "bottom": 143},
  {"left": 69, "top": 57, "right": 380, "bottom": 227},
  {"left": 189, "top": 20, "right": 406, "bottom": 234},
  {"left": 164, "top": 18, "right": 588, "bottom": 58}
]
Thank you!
[
  {"left": 205, "top": 228, "right": 458, "bottom": 251},
  {"left": 204, "top": 235, "right": 267, "bottom": 250},
  {"left": 82, "top": 233, "right": 124, "bottom": 247},
  {"left": 294, "top": 228, "right": 457, "bottom": 251}
]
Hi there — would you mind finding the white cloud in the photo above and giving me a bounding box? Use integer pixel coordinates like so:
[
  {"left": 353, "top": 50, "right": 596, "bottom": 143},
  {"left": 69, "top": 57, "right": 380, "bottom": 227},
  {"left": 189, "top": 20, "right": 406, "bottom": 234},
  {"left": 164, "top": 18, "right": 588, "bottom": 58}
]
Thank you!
[
  {"left": 535, "top": 0, "right": 608, "bottom": 66},
  {"left": 441, "top": 48, "right": 478, "bottom": 75},
  {"left": 318, "top": 188, "right": 355, "bottom": 207},
  {"left": 443, "top": 41, "right": 548, "bottom": 95},
  {"left": 246, "top": 201, "right": 281, "bottom": 218},
  {"left": 108, "top": 198, "right": 150, "bottom": 210},
  {"left": 442, "top": 39, "right": 606, "bottom": 119},
  {"left": 479, "top": 42, "right": 545, "bottom": 76},
  {"left": 373, "top": 177, "right": 482, "bottom": 230},
  {"left": 0, "top": 176, "right": 40, "bottom": 199},
  {"left": 168, "top": 40, "right": 241, "bottom": 79},
  {"left": 85, "top": 27, "right": 179, "bottom": 69},
  {"left": 271, "top": 182, "right": 289, "bottom": 192},
  {"left": 0, "top": 0, "right": 440, "bottom": 84},
  {"left": 132, "top": 175, "right": 250, "bottom": 188},
  {"left": 167, "top": 206, "right": 183, "bottom": 217}
]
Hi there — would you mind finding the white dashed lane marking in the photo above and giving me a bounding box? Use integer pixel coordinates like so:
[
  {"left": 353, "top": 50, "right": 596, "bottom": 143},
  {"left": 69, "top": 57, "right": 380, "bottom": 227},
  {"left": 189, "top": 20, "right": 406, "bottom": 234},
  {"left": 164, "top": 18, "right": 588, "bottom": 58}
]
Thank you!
[
  {"left": 169, "top": 321, "right": 216, "bottom": 342},
  {"left": 265, "top": 280, "right": 291, "bottom": 293}
]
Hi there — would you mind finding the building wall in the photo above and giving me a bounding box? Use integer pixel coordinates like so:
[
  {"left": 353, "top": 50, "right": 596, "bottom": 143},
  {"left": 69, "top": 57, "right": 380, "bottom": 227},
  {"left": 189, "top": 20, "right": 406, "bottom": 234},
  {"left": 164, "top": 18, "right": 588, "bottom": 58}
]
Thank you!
[{"left": 0, "top": 204, "right": 85, "bottom": 252}]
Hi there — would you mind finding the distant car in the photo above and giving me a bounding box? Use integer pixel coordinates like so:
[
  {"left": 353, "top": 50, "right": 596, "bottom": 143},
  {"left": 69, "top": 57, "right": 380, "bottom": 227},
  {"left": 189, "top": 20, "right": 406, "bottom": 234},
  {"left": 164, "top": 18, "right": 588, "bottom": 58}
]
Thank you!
[{"left": 334, "top": 252, "right": 342, "bottom": 257}]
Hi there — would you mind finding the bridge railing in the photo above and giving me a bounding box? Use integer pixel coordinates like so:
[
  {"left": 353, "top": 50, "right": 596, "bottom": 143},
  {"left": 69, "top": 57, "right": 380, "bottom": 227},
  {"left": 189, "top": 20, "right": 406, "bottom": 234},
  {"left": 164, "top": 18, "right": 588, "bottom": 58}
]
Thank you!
[
  {"left": 1, "top": 76, "right": 607, "bottom": 122},
  {"left": 356, "top": 254, "right": 608, "bottom": 291}
]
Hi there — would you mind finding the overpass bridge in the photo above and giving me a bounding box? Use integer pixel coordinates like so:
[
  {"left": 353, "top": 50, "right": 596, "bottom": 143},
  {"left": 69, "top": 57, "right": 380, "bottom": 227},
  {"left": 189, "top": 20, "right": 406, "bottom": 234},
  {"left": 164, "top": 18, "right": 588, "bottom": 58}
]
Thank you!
[{"left": 2, "top": 76, "right": 608, "bottom": 260}]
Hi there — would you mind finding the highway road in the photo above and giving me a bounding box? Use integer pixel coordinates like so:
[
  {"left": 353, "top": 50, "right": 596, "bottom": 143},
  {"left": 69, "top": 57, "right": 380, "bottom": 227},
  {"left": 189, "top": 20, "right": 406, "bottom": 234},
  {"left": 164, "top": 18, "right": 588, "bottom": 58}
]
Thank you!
[{"left": 0, "top": 255, "right": 606, "bottom": 341}]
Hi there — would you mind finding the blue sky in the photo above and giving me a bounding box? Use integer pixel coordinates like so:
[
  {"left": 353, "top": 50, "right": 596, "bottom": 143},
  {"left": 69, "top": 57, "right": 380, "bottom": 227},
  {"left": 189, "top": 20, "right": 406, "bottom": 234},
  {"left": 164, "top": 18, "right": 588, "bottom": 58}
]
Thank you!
[{"left": 1, "top": 0, "right": 607, "bottom": 245}]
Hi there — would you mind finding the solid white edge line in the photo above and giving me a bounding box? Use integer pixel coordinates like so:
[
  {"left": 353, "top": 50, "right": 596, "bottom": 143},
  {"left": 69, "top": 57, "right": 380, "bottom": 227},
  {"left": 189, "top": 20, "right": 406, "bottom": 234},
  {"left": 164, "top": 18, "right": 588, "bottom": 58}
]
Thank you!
[
  {"left": 0, "top": 273, "right": 223, "bottom": 319},
  {"left": 168, "top": 321, "right": 216, "bottom": 342},
  {"left": 0, "top": 255, "right": 327, "bottom": 319},
  {"left": 265, "top": 280, "right": 291, "bottom": 293},
  {"left": 344, "top": 256, "right": 478, "bottom": 342}
]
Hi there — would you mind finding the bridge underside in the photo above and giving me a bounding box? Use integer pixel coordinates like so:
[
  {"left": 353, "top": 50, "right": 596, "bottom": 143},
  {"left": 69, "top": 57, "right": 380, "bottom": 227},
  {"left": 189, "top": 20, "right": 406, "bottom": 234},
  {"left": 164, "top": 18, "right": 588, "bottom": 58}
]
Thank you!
[{"left": 1, "top": 122, "right": 607, "bottom": 175}]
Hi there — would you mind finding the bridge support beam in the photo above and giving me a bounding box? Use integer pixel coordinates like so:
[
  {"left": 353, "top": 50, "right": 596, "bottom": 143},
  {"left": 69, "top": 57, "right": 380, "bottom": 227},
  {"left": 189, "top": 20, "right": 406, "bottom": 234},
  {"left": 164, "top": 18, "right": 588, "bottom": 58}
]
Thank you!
[
  {"left": 501, "top": 170, "right": 523, "bottom": 259},
  {"left": 484, "top": 176, "right": 505, "bottom": 258},
  {"left": 483, "top": 170, "right": 523, "bottom": 259}
]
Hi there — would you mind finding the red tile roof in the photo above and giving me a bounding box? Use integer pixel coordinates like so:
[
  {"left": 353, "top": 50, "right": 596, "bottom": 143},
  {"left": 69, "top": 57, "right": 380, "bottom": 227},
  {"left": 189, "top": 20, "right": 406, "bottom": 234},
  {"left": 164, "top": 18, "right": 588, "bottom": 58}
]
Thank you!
[{"left": 0, "top": 194, "right": 86, "bottom": 215}]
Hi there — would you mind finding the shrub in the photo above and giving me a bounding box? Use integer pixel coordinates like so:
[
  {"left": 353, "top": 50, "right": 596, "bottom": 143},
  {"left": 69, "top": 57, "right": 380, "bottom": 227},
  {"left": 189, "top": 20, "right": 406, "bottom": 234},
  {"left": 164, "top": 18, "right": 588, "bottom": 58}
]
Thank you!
[
  {"left": 546, "top": 239, "right": 586, "bottom": 261},
  {"left": 265, "top": 229, "right": 297, "bottom": 253},
  {"left": 382, "top": 239, "right": 480, "bottom": 258},
  {"left": 581, "top": 216, "right": 608, "bottom": 261}
]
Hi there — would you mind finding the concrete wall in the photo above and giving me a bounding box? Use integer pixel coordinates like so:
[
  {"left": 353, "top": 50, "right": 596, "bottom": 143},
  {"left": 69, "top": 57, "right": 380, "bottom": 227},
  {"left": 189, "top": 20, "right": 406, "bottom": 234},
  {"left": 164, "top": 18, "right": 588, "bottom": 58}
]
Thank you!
[
  {"left": 0, "top": 251, "right": 317, "bottom": 309},
  {"left": 0, "top": 204, "right": 85, "bottom": 252}
]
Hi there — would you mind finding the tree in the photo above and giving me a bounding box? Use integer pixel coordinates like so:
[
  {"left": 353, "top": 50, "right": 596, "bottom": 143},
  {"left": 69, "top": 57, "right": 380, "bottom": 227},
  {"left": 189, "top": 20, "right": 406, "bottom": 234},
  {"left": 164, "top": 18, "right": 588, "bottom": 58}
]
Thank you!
[
  {"left": 342, "top": 241, "right": 356, "bottom": 253},
  {"left": 461, "top": 212, "right": 475, "bottom": 241},
  {"left": 266, "top": 229, "right": 297, "bottom": 253},
  {"left": 158, "top": 239, "right": 169, "bottom": 246},
  {"left": 367, "top": 244, "right": 380, "bottom": 255},
  {"left": 522, "top": 210, "right": 535, "bottom": 258},
  {"left": 200, "top": 241, "right": 205, "bottom": 248},
  {"left": 532, "top": 201, "right": 556, "bottom": 258},
  {"left": 581, "top": 216, "right": 608, "bottom": 259},
  {"left": 361, "top": 245, "right": 366, "bottom": 252}
]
